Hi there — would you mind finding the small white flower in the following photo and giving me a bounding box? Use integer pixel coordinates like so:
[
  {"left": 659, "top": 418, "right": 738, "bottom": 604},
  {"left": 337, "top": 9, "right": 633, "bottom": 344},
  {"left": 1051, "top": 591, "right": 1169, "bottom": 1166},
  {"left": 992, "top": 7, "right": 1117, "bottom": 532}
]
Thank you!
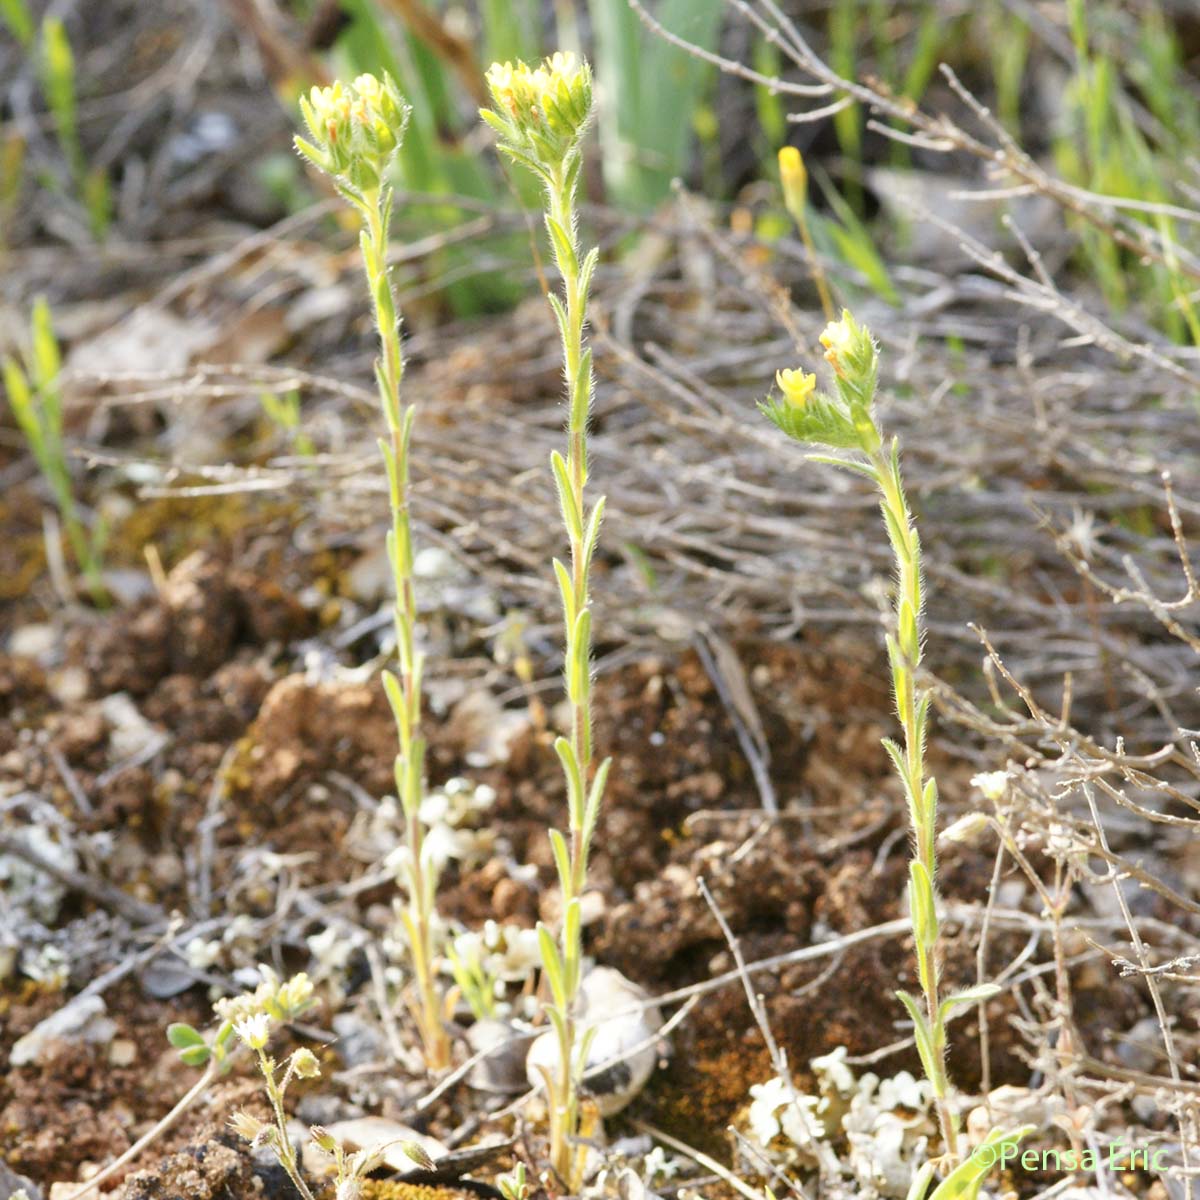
[
  {"left": 971, "top": 771, "right": 1010, "bottom": 802},
  {"left": 186, "top": 938, "right": 223, "bottom": 971},
  {"left": 494, "top": 927, "right": 541, "bottom": 980},
  {"left": 234, "top": 1012, "right": 272, "bottom": 1050}
]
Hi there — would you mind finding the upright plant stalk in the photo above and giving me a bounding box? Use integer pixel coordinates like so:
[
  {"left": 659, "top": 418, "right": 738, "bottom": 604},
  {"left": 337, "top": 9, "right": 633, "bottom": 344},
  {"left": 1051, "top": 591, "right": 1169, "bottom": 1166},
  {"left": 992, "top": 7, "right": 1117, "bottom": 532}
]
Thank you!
[
  {"left": 3, "top": 297, "right": 108, "bottom": 607},
  {"left": 295, "top": 74, "right": 450, "bottom": 1072},
  {"left": 761, "top": 312, "right": 1006, "bottom": 1169},
  {"left": 482, "top": 54, "right": 609, "bottom": 1187},
  {"left": 778, "top": 146, "right": 834, "bottom": 322}
]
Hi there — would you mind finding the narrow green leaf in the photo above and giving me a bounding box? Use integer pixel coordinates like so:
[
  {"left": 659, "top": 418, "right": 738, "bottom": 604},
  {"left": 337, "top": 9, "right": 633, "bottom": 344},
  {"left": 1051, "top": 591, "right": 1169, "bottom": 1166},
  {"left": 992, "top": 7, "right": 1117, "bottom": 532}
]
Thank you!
[
  {"left": 537, "top": 923, "right": 567, "bottom": 1009},
  {"left": 906, "top": 1162, "right": 936, "bottom": 1200},
  {"left": 909, "top": 859, "right": 938, "bottom": 949},
  {"left": 913, "top": 694, "right": 930, "bottom": 752},
  {"left": 939, "top": 983, "right": 1002, "bottom": 1024},
  {"left": 548, "top": 828, "right": 572, "bottom": 897},
  {"left": 553, "top": 557, "right": 576, "bottom": 631},
  {"left": 578, "top": 247, "right": 600, "bottom": 303},
  {"left": 569, "top": 607, "right": 592, "bottom": 703},
  {"left": 572, "top": 347, "right": 593, "bottom": 429},
  {"left": 575, "top": 1021, "right": 598, "bottom": 1078},
  {"left": 582, "top": 495, "right": 606, "bottom": 572},
  {"left": 805, "top": 453, "right": 878, "bottom": 480},
  {"left": 922, "top": 777, "right": 939, "bottom": 832},
  {"left": 928, "top": 1126, "right": 1035, "bottom": 1200},
  {"left": 548, "top": 292, "right": 570, "bottom": 347},
  {"left": 293, "top": 136, "right": 327, "bottom": 171},
  {"left": 582, "top": 756, "right": 611, "bottom": 848},
  {"left": 896, "top": 989, "right": 939, "bottom": 1084},
  {"left": 545, "top": 216, "right": 578, "bottom": 278},
  {"left": 554, "top": 733, "right": 584, "bottom": 829},
  {"left": 880, "top": 498, "right": 910, "bottom": 562},
  {"left": 551, "top": 450, "right": 583, "bottom": 541}
]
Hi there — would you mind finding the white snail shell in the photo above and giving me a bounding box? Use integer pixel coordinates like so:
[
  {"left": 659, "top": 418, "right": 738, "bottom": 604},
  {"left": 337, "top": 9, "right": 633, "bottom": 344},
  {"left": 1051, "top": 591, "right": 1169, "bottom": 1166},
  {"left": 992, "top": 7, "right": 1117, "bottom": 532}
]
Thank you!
[{"left": 526, "top": 966, "right": 663, "bottom": 1117}]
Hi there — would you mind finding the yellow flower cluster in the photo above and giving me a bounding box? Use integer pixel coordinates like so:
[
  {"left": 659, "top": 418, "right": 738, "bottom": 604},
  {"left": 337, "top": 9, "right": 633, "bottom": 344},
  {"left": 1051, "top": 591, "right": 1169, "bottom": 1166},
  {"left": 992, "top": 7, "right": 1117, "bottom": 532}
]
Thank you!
[
  {"left": 486, "top": 51, "right": 584, "bottom": 121},
  {"left": 216, "top": 968, "right": 315, "bottom": 1029},
  {"left": 482, "top": 51, "right": 593, "bottom": 171},
  {"left": 296, "top": 73, "right": 409, "bottom": 193}
]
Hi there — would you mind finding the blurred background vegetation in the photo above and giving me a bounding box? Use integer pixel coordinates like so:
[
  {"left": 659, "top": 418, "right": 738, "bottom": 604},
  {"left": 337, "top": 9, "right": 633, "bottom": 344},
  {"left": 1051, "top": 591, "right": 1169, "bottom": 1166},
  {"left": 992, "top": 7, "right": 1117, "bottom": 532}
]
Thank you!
[{"left": 1, "top": 0, "right": 1198, "bottom": 331}]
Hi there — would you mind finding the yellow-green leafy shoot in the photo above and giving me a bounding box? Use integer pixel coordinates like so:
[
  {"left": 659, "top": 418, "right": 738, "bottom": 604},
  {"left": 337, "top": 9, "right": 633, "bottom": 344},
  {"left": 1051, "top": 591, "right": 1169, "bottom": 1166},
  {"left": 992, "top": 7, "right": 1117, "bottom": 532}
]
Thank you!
[
  {"left": 39, "top": 18, "right": 109, "bottom": 240},
  {"left": 482, "top": 52, "right": 609, "bottom": 1189},
  {"left": 762, "top": 310, "right": 1017, "bottom": 1169},
  {"left": 295, "top": 74, "right": 451, "bottom": 1071},
  {"left": 3, "top": 298, "right": 108, "bottom": 607}
]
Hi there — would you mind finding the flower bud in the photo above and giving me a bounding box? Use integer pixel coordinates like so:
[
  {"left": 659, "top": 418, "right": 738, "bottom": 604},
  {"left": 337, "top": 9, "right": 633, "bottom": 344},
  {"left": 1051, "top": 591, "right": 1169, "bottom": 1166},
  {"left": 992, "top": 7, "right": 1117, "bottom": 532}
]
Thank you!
[
  {"left": 310, "top": 1125, "right": 338, "bottom": 1154},
  {"left": 939, "top": 812, "right": 992, "bottom": 847},
  {"left": 778, "top": 147, "right": 807, "bottom": 219},
  {"left": 276, "top": 971, "right": 314, "bottom": 1018},
  {"left": 290, "top": 1047, "right": 322, "bottom": 1079},
  {"left": 819, "top": 310, "right": 860, "bottom": 377},
  {"left": 402, "top": 1142, "right": 438, "bottom": 1170},
  {"left": 229, "top": 1109, "right": 268, "bottom": 1145}
]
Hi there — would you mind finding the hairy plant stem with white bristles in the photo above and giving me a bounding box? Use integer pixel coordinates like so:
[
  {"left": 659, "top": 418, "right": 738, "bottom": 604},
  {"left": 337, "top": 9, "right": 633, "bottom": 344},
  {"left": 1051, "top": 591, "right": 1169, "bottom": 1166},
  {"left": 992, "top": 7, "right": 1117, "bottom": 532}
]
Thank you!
[
  {"left": 481, "top": 53, "right": 608, "bottom": 1187},
  {"left": 295, "top": 74, "right": 450, "bottom": 1072}
]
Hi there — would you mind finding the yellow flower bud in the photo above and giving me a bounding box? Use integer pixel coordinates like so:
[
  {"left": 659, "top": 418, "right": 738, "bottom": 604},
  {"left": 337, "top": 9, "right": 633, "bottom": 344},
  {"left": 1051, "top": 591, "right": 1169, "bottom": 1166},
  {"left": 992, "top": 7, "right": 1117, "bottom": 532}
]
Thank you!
[
  {"left": 295, "top": 73, "right": 409, "bottom": 190},
  {"left": 775, "top": 368, "right": 816, "bottom": 408},
  {"left": 819, "top": 310, "right": 857, "bottom": 375},
  {"left": 778, "top": 146, "right": 807, "bottom": 218},
  {"left": 482, "top": 51, "right": 593, "bottom": 169}
]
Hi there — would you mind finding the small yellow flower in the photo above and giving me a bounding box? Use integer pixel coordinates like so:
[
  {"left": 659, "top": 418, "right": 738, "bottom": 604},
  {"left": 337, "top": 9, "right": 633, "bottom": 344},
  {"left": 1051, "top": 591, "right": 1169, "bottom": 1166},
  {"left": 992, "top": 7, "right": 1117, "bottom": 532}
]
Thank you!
[
  {"left": 775, "top": 368, "right": 816, "bottom": 408},
  {"left": 819, "top": 310, "right": 856, "bottom": 374},
  {"left": 778, "top": 146, "right": 807, "bottom": 215}
]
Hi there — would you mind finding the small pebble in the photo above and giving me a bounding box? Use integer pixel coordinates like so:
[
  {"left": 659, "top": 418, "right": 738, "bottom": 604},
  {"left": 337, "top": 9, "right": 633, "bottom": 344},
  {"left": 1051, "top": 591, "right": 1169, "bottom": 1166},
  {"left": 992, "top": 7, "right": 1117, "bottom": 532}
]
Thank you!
[{"left": 109, "top": 1038, "right": 137, "bottom": 1067}]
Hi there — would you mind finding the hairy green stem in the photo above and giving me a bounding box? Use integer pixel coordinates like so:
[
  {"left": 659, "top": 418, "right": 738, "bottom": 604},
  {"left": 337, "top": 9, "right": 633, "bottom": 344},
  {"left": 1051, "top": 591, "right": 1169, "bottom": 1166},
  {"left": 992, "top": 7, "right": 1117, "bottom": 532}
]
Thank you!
[
  {"left": 544, "top": 156, "right": 601, "bottom": 1188},
  {"left": 258, "top": 1050, "right": 316, "bottom": 1200},
  {"left": 362, "top": 186, "right": 449, "bottom": 1073},
  {"left": 870, "top": 446, "right": 959, "bottom": 1162}
]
